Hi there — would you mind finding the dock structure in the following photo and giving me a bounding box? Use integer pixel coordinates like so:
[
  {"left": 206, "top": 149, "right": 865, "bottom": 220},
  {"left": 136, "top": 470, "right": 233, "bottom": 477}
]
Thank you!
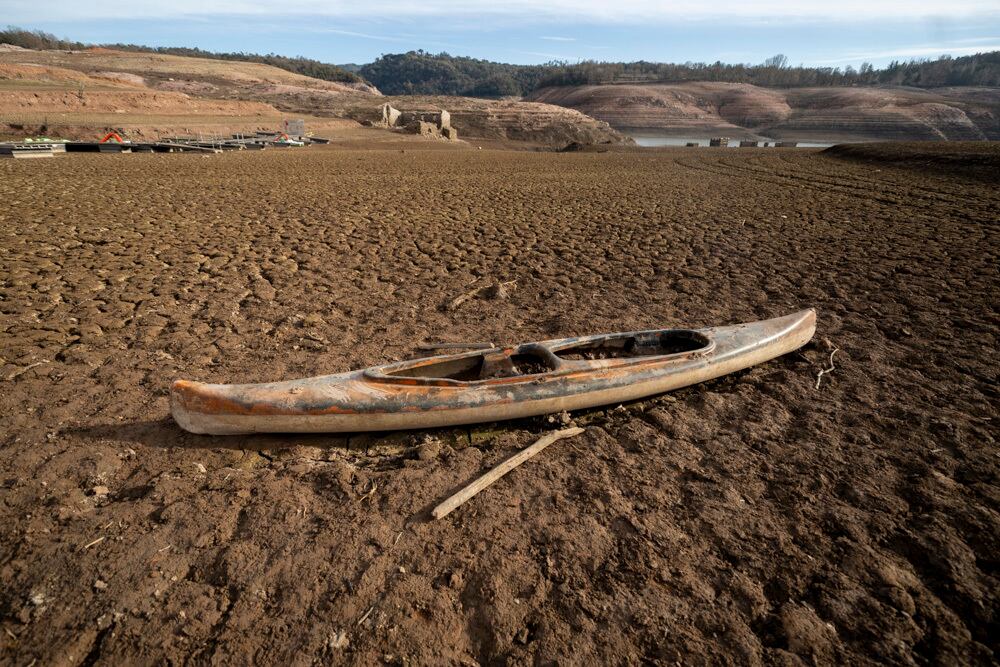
[
  {"left": 282, "top": 119, "right": 305, "bottom": 139},
  {"left": 0, "top": 143, "right": 57, "bottom": 158},
  {"left": 2, "top": 130, "right": 320, "bottom": 159},
  {"left": 739, "top": 140, "right": 759, "bottom": 148},
  {"left": 65, "top": 142, "right": 131, "bottom": 153},
  {"left": 709, "top": 137, "right": 729, "bottom": 147}
]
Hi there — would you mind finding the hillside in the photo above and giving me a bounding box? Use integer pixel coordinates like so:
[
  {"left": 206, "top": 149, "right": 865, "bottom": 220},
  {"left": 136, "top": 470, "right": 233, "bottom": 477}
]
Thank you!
[
  {"left": 0, "top": 47, "right": 628, "bottom": 146},
  {"left": 0, "top": 46, "right": 375, "bottom": 98},
  {"left": 357, "top": 50, "right": 1000, "bottom": 98},
  {"left": 0, "top": 27, "right": 366, "bottom": 87},
  {"left": 527, "top": 82, "right": 1000, "bottom": 141},
  {"left": 358, "top": 51, "right": 550, "bottom": 97},
  {"left": 330, "top": 95, "right": 630, "bottom": 146},
  {"left": 0, "top": 46, "right": 377, "bottom": 140}
]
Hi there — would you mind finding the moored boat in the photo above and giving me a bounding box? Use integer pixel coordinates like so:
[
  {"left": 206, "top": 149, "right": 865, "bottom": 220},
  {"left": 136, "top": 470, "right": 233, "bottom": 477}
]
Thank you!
[{"left": 171, "top": 309, "right": 816, "bottom": 435}]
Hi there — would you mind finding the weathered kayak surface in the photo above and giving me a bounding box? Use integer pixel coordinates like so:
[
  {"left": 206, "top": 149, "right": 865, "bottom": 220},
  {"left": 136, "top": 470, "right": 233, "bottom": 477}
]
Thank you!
[{"left": 171, "top": 309, "right": 816, "bottom": 435}]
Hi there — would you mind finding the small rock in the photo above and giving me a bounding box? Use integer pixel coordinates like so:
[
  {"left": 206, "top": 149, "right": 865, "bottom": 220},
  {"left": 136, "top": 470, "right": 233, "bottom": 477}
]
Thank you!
[
  {"left": 303, "top": 313, "right": 324, "bottom": 327},
  {"left": 515, "top": 627, "right": 530, "bottom": 644},
  {"left": 398, "top": 566, "right": 406, "bottom": 574},
  {"left": 483, "top": 281, "right": 511, "bottom": 300},
  {"left": 91, "top": 485, "right": 110, "bottom": 497},
  {"left": 94, "top": 579, "right": 107, "bottom": 591},
  {"left": 328, "top": 630, "right": 349, "bottom": 649},
  {"left": 882, "top": 586, "right": 916, "bottom": 615},
  {"left": 194, "top": 462, "right": 207, "bottom": 474},
  {"left": 417, "top": 439, "right": 442, "bottom": 461},
  {"left": 447, "top": 571, "right": 463, "bottom": 588},
  {"left": 29, "top": 592, "right": 45, "bottom": 606}
]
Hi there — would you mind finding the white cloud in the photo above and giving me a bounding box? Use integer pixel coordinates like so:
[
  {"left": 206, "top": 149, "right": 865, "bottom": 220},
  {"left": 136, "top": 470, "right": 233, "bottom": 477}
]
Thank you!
[
  {"left": 541, "top": 36, "right": 576, "bottom": 42},
  {"left": 302, "top": 26, "right": 461, "bottom": 50},
  {"left": 306, "top": 28, "right": 411, "bottom": 43},
  {"left": 817, "top": 42, "right": 1000, "bottom": 63},
  {"left": 515, "top": 50, "right": 580, "bottom": 61},
  {"left": 6, "top": 0, "right": 1000, "bottom": 23}
]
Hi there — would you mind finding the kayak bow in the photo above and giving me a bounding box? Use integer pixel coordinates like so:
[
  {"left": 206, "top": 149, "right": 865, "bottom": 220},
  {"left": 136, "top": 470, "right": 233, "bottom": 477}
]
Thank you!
[{"left": 171, "top": 309, "right": 816, "bottom": 435}]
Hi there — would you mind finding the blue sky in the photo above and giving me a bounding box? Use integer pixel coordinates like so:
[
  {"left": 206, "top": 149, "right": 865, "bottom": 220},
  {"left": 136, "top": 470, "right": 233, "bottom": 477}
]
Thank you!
[{"left": 5, "top": 1, "right": 1000, "bottom": 68}]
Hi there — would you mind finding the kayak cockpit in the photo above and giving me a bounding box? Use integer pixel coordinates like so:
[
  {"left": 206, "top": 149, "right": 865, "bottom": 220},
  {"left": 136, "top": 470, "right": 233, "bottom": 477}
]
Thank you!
[
  {"left": 552, "top": 329, "right": 712, "bottom": 360},
  {"left": 372, "top": 347, "right": 556, "bottom": 383},
  {"left": 364, "top": 329, "right": 714, "bottom": 386}
]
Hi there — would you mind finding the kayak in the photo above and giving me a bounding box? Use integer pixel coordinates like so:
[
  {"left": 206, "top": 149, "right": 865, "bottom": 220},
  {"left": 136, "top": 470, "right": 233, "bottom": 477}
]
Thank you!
[{"left": 171, "top": 309, "right": 816, "bottom": 435}]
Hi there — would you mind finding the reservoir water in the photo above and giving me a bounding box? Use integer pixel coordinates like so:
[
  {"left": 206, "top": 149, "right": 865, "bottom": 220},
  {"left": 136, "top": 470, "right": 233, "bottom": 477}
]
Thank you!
[{"left": 630, "top": 134, "right": 836, "bottom": 148}]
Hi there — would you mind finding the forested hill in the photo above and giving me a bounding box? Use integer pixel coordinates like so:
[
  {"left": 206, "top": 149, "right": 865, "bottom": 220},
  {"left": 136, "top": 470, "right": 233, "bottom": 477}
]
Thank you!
[
  {"left": 357, "top": 51, "right": 552, "bottom": 96},
  {"left": 0, "top": 28, "right": 362, "bottom": 84},
  {"left": 361, "top": 51, "right": 1000, "bottom": 97},
  {"left": 4, "top": 27, "right": 999, "bottom": 98}
]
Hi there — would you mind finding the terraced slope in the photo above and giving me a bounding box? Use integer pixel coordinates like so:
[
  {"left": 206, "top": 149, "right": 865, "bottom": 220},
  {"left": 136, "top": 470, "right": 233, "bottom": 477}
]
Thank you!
[
  {"left": 0, "top": 48, "right": 628, "bottom": 146},
  {"left": 529, "top": 82, "right": 1000, "bottom": 141},
  {"left": 0, "top": 50, "right": 373, "bottom": 140},
  {"left": 0, "top": 47, "right": 377, "bottom": 96}
]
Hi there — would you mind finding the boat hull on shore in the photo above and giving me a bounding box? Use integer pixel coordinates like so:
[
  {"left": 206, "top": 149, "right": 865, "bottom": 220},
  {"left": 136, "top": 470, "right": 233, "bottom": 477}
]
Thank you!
[{"left": 171, "top": 309, "right": 816, "bottom": 435}]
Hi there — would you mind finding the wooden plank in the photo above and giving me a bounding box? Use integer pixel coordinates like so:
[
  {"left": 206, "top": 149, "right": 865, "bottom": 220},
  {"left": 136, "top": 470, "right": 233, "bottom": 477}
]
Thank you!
[{"left": 432, "top": 427, "right": 585, "bottom": 520}]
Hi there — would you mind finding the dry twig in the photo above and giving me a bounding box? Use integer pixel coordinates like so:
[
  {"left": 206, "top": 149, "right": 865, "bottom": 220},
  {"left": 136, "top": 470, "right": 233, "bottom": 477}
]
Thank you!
[
  {"left": 7, "top": 361, "right": 49, "bottom": 381},
  {"left": 815, "top": 348, "right": 839, "bottom": 389},
  {"left": 81, "top": 536, "right": 105, "bottom": 550},
  {"left": 356, "top": 606, "right": 375, "bottom": 627},
  {"left": 358, "top": 480, "right": 378, "bottom": 503},
  {"left": 447, "top": 280, "right": 482, "bottom": 310}
]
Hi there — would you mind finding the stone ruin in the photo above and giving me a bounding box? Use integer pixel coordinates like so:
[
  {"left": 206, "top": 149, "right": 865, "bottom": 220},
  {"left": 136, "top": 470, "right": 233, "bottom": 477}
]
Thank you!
[
  {"left": 372, "top": 104, "right": 458, "bottom": 141},
  {"left": 377, "top": 103, "right": 401, "bottom": 128}
]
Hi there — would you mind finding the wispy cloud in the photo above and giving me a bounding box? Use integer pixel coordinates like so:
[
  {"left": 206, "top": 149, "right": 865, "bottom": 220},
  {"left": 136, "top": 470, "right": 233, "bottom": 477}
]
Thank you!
[
  {"left": 817, "top": 41, "right": 1000, "bottom": 63},
  {"left": 515, "top": 50, "right": 580, "bottom": 61},
  {"left": 6, "top": 0, "right": 1000, "bottom": 23},
  {"left": 306, "top": 27, "right": 410, "bottom": 43},
  {"left": 541, "top": 36, "right": 576, "bottom": 42},
  {"left": 301, "top": 26, "right": 460, "bottom": 50}
]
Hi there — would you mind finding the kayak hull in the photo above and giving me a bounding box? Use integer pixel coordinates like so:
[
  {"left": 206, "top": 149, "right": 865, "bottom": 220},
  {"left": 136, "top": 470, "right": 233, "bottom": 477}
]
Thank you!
[{"left": 171, "top": 309, "right": 816, "bottom": 435}]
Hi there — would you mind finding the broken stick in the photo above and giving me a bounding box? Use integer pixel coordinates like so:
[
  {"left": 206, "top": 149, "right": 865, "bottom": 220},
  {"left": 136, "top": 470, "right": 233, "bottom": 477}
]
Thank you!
[{"left": 432, "top": 426, "right": 584, "bottom": 520}]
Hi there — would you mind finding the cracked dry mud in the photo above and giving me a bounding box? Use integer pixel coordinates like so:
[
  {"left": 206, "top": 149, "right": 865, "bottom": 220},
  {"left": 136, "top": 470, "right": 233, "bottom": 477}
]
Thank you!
[{"left": 1, "top": 146, "right": 997, "bottom": 665}]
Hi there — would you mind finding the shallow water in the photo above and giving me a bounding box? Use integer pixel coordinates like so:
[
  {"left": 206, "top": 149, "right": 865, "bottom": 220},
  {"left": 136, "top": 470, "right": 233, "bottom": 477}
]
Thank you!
[{"left": 630, "top": 134, "right": 836, "bottom": 148}]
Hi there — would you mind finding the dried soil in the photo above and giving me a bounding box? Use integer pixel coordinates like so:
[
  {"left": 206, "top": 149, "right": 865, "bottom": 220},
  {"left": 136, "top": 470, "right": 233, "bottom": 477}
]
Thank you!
[{"left": 1, "top": 145, "right": 998, "bottom": 665}]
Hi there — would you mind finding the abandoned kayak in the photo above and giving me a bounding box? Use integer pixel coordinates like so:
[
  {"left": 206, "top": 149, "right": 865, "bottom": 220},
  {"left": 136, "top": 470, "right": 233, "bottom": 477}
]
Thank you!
[{"left": 171, "top": 309, "right": 816, "bottom": 435}]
